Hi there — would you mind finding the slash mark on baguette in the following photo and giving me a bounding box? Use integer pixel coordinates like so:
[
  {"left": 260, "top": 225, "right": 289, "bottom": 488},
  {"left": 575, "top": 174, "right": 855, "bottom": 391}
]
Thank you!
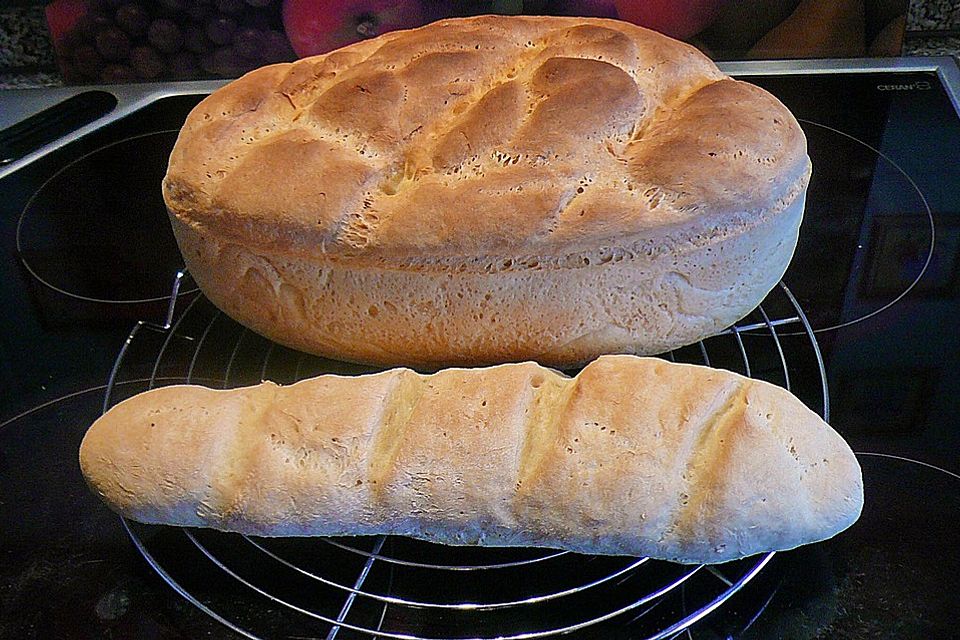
[
  {"left": 368, "top": 371, "right": 426, "bottom": 495},
  {"left": 213, "top": 382, "right": 280, "bottom": 522},
  {"left": 515, "top": 370, "right": 574, "bottom": 497},
  {"left": 669, "top": 383, "right": 746, "bottom": 540}
]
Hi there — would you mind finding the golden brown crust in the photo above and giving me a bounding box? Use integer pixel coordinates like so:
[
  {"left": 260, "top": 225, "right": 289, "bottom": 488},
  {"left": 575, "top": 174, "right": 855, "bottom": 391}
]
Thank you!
[
  {"left": 162, "top": 15, "right": 808, "bottom": 263},
  {"left": 162, "top": 15, "right": 811, "bottom": 367},
  {"left": 79, "top": 356, "right": 863, "bottom": 564}
]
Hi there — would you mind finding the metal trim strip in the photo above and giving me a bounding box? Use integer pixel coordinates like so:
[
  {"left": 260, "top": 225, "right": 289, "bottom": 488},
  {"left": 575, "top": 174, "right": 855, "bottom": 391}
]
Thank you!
[{"left": 2, "top": 57, "right": 959, "bottom": 181}]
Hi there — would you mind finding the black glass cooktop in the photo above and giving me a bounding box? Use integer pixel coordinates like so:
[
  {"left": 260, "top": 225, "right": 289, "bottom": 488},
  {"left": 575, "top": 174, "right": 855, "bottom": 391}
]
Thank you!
[{"left": 1, "top": 67, "right": 960, "bottom": 639}]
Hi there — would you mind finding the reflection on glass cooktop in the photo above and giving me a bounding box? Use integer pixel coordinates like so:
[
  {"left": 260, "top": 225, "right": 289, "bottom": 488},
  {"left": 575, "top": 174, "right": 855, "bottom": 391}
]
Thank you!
[{"left": 1, "top": 68, "right": 959, "bottom": 638}]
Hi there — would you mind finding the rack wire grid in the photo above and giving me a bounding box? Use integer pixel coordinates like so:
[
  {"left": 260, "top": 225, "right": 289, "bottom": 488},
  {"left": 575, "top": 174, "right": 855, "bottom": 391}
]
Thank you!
[{"left": 102, "top": 271, "right": 828, "bottom": 640}]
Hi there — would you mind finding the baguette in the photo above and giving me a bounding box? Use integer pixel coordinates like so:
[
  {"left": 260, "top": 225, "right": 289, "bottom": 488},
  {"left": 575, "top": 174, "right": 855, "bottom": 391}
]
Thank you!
[{"left": 79, "top": 355, "right": 862, "bottom": 564}]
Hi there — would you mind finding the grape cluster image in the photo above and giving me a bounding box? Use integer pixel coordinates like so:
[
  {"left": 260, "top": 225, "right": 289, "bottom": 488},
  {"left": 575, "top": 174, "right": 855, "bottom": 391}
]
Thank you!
[{"left": 46, "top": 0, "right": 296, "bottom": 84}]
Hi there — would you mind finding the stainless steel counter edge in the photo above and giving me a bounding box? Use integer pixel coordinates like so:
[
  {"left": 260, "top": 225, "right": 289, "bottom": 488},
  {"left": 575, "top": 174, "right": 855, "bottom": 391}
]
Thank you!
[{"left": 1, "top": 56, "right": 958, "bottom": 181}]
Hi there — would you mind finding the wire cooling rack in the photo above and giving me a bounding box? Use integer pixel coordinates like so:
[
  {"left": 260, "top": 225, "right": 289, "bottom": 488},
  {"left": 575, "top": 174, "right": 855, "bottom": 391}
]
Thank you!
[{"left": 102, "top": 271, "right": 828, "bottom": 639}]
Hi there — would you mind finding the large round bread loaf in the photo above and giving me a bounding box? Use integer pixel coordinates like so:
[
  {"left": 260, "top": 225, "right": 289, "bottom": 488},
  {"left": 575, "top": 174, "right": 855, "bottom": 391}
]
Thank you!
[{"left": 163, "top": 15, "right": 811, "bottom": 368}]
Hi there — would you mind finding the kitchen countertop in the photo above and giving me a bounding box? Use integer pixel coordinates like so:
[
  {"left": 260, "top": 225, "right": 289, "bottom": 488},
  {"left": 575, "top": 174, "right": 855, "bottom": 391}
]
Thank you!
[{"left": 904, "top": 33, "right": 960, "bottom": 58}]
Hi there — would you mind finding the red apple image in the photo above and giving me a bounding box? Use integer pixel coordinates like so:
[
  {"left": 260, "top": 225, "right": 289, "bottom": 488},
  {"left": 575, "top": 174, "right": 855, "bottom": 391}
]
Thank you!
[
  {"left": 614, "top": 0, "right": 728, "bottom": 40},
  {"left": 282, "top": 0, "right": 425, "bottom": 58},
  {"left": 44, "top": 0, "right": 89, "bottom": 51}
]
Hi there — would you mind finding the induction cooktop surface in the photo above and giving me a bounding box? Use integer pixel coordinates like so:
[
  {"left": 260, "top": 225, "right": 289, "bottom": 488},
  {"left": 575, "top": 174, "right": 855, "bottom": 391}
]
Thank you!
[{"left": 1, "top": 59, "right": 959, "bottom": 639}]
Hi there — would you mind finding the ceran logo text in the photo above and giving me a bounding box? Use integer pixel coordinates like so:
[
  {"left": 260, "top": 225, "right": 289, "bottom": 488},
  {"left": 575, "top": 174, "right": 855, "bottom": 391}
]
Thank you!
[{"left": 877, "top": 81, "right": 932, "bottom": 91}]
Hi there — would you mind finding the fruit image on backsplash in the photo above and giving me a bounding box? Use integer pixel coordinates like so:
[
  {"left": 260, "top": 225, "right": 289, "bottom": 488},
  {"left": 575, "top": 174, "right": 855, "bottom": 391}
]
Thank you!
[
  {"left": 45, "top": 0, "right": 297, "bottom": 83},
  {"left": 282, "top": 0, "right": 425, "bottom": 58},
  {"left": 42, "top": 0, "right": 910, "bottom": 84}
]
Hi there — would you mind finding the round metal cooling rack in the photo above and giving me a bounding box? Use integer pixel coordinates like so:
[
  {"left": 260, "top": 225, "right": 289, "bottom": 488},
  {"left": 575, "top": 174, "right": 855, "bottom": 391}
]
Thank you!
[{"left": 103, "top": 272, "right": 828, "bottom": 640}]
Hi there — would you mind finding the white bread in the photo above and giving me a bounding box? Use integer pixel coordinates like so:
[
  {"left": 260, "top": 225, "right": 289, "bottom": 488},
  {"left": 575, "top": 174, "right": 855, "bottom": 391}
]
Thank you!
[
  {"left": 79, "top": 355, "right": 862, "bottom": 564},
  {"left": 162, "top": 15, "right": 811, "bottom": 368}
]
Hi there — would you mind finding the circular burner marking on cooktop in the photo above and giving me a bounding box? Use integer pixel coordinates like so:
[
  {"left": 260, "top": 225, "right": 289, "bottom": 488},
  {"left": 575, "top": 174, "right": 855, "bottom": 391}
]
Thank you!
[
  {"left": 785, "top": 119, "right": 934, "bottom": 334},
  {"left": 16, "top": 130, "right": 198, "bottom": 304},
  {"left": 739, "top": 451, "right": 960, "bottom": 639}
]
